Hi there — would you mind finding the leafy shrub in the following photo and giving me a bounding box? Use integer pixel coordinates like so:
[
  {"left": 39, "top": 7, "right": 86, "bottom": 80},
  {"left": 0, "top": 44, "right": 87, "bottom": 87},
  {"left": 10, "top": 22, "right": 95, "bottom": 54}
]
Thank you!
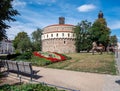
[
  {"left": 16, "top": 52, "right": 32, "bottom": 60},
  {"left": 0, "top": 83, "right": 65, "bottom": 91},
  {"left": 7, "top": 53, "right": 21, "bottom": 60},
  {"left": 0, "top": 84, "right": 10, "bottom": 91},
  {"left": 61, "top": 54, "right": 72, "bottom": 60},
  {"left": 0, "top": 53, "right": 21, "bottom": 60},
  {"left": 31, "top": 56, "right": 52, "bottom": 66}
]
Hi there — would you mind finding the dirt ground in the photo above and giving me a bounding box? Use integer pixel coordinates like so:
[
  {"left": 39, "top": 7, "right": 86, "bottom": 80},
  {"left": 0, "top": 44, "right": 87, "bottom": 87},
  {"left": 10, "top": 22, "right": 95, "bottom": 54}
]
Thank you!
[{"left": 0, "top": 72, "right": 23, "bottom": 86}]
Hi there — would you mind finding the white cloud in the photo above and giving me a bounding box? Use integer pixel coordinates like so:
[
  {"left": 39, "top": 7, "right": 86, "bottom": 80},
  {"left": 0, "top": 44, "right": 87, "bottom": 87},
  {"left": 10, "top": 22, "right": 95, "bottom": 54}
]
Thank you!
[
  {"left": 12, "top": 0, "right": 26, "bottom": 7},
  {"left": 109, "top": 21, "right": 120, "bottom": 30},
  {"left": 34, "top": 0, "right": 56, "bottom": 5},
  {"left": 77, "top": 4, "right": 96, "bottom": 12},
  {"left": 6, "top": 9, "right": 59, "bottom": 40},
  {"left": 41, "top": 0, "right": 56, "bottom": 3},
  {"left": 6, "top": 21, "right": 36, "bottom": 40},
  {"left": 18, "top": 8, "right": 58, "bottom": 27}
]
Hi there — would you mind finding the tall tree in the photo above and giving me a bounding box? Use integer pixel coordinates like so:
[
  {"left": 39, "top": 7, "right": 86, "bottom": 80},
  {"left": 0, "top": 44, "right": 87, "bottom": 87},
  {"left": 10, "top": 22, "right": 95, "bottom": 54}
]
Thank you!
[
  {"left": 0, "top": 0, "right": 19, "bottom": 40},
  {"left": 89, "top": 11, "right": 110, "bottom": 48},
  {"left": 31, "top": 28, "right": 42, "bottom": 51},
  {"left": 74, "top": 20, "right": 92, "bottom": 52},
  {"left": 109, "top": 35, "right": 118, "bottom": 46},
  {"left": 13, "top": 32, "right": 31, "bottom": 53}
]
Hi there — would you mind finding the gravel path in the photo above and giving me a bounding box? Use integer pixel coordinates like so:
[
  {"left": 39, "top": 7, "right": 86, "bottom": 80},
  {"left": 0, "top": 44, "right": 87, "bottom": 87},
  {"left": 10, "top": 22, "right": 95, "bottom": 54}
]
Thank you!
[
  {"left": 102, "top": 50, "right": 120, "bottom": 91},
  {"left": 28, "top": 66, "right": 120, "bottom": 91},
  {"left": 4, "top": 66, "right": 120, "bottom": 91},
  {"left": 102, "top": 75, "right": 120, "bottom": 91}
]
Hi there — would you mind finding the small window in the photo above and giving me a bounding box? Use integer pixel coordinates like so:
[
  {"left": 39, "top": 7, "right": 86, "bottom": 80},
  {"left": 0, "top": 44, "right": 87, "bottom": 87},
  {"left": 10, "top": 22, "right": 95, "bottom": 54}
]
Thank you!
[
  {"left": 64, "top": 41, "right": 66, "bottom": 44},
  {"left": 68, "top": 33, "right": 70, "bottom": 37},
  {"left": 73, "top": 33, "right": 74, "bottom": 37},
  {"left": 47, "top": 35, "right": 48, "bottom": 38},
  {"left": 62, "top": 33, "right": 64, "bottom": 37},
  {"left": 51, "top": 34, "right": 53, "bottom": 37},
  {"left": 56, "top": 33, "right": 58, "bottom": 37}
]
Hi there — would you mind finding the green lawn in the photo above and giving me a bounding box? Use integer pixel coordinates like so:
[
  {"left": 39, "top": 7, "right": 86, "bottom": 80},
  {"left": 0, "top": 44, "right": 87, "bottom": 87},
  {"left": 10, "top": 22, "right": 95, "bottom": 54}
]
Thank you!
[
  {"left": 0, "top": 52, "right": 117, "bottom": 75},
  {"left": 45, "top": 53, "right": 117, "bottom": 75}
]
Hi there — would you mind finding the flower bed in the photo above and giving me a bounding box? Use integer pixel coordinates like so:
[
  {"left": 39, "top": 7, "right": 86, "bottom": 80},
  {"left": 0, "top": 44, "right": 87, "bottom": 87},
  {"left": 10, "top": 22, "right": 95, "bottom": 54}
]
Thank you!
[
  {"left": 53, "top": 52, "right": 66, "bottom": 61},
  {"left": 33, "top": 51, "right": 67, "bottom": 62}
]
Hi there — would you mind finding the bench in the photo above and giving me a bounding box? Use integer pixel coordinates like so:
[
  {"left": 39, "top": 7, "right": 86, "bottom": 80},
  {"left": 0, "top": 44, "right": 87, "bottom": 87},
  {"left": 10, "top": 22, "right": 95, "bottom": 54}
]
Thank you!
[
  {"left": 5, "top": 60, "right": 19, "bottom": 76},
  {"left": 4, "top": 60, "right": 39, "bottom": 81},
  {"left": 0, "top": 60, "right": 5, "bottom": 72},
  {"left": 17, "top": 61, "right": 39, "bottom": 81}
]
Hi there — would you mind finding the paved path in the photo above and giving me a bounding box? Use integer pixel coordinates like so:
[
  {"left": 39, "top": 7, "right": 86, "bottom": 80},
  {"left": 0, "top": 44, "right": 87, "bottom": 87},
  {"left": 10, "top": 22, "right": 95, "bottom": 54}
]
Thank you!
[
  {"left": 32, "top": 52, "right": 120, "bottom": 91},
  {"left": 9, "top": 66, "right": 119, "bottom": 91},
  {"left": 6, "top": 52, "right": 120, "bottom": 91}
]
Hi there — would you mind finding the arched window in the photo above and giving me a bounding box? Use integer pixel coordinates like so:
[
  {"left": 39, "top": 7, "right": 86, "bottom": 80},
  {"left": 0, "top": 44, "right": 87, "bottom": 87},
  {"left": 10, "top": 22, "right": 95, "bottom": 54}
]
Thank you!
[
  {"left": 56, "top": 33, "right": 58, "bottom": 37},
  {"left": 68, "top": 33, "right": 70, "bottom": 37},
  {"left": 73, "top": 33, "right": 74, "bottom": 37},
  {"left": 62, "top": 33, "right": 64, "bottom": 37},
  {"left": 51, "top": 34, "right": 53, "bottom": 37}
]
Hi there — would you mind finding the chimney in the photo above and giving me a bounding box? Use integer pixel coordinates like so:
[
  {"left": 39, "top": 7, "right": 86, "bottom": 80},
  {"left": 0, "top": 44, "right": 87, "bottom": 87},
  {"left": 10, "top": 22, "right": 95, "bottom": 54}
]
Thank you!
[{"left": 59, "top": 17, "right": 65, "bottom": 24}]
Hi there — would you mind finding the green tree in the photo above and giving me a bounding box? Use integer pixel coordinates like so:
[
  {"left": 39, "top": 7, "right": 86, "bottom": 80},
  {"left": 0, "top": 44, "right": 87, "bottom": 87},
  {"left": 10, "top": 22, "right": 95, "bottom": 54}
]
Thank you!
[
  {"left": 13, "top": 32, "right": 31, "bottom": 53},
  {"left": 89, "top": 13, "right": 110, "bottom": 48},
  {"left": 74, "top": 20, "right": 92, "bottom": 52},
  {"left": 109, "top": 35, "right": 118, "bottom": 46},
  {"left": 31, "top": 28, "right": 42, "bottom": 51},
  {"left": 0, "top": 0, "right": 19, "bottom": 40}
]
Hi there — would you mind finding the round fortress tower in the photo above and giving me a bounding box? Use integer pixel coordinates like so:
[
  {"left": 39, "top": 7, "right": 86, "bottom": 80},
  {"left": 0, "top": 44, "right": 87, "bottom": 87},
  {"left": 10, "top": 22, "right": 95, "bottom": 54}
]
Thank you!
[{"left": 42, "top": 17, "right": 76, "bottom": 53}]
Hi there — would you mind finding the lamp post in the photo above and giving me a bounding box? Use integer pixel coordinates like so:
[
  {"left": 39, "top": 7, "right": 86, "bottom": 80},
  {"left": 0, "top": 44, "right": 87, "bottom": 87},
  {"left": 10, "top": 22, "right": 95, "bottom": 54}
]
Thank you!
[{"left": 115, "top": 45, "right": 118, "bottom": 58}]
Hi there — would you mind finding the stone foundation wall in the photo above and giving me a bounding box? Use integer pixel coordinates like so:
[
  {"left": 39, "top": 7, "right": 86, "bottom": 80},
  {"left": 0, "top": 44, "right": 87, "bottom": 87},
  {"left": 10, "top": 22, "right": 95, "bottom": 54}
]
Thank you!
[{"left": 42, "top": 38, "right": 76, "bottom": 53}]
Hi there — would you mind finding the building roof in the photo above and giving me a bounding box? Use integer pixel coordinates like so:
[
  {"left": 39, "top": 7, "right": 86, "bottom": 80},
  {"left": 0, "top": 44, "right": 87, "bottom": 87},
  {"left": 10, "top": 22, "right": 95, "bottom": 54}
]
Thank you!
[
  {"left": 43, "top": 24, "right": 74, "bottom": 34},
  {"left": 44, "top": 24, "right": 74, "bottom": 28}
]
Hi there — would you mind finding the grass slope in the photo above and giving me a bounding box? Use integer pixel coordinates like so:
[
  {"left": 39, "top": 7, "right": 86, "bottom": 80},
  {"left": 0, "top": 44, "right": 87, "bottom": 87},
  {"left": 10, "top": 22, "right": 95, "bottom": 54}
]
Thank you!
[{"left": 46, "top": 53, "right": 117, "bottom": 75}]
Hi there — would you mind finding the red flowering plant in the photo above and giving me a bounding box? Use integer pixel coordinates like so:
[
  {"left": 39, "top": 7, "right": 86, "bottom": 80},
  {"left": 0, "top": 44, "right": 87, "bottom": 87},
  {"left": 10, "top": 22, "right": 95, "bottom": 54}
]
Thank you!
[
  {"left": 33, "top": 51, "right": 68, "bottom": 62},
  {"left": 53, "top": 52, "right": 66, "bottom": 61}
]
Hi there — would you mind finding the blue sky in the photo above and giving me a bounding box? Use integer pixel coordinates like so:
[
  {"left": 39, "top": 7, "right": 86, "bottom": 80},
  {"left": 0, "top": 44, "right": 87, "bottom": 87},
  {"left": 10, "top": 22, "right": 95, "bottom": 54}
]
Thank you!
[{"left": 7, "top": 0, "right": 120, "bottom": 42}]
